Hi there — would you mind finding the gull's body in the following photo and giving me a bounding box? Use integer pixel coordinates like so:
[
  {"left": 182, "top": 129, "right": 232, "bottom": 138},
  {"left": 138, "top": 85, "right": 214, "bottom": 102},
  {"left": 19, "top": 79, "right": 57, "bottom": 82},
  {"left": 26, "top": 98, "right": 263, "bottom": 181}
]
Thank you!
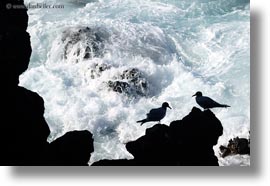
[
  {"left": 137, "top": 102, "right": 171, "bottom": 125},
  {"left": 193, "top": 91, "right": 230, "bottom": 109}
]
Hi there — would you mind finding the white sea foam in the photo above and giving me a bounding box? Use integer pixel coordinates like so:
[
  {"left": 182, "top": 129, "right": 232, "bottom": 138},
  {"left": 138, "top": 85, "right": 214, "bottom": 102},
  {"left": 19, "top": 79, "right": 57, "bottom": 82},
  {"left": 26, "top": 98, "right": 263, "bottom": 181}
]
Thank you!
[{"left": 21, "top": 0, "right": 250, "bottom": 165}]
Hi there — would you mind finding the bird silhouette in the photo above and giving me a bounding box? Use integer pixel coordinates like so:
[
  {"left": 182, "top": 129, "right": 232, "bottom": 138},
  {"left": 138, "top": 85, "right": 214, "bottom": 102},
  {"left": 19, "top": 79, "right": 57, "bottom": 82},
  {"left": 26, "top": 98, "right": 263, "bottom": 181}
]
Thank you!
[
  {"left": 192, "top": 91, "right": 230, "bottom": 110},
  {"left": 137, "top": 102, "right": 171, "bottom": 126}
]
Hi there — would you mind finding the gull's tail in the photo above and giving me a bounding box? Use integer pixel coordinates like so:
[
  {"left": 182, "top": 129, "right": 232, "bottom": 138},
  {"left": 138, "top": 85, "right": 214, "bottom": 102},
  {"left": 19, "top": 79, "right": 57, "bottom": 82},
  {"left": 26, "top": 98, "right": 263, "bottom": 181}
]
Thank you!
[
  {"left": 219, "top": 104, "right": 230, "bottom": 108},
  {"left": 137, "top": 119, "right": 148, "bottom": 125}
]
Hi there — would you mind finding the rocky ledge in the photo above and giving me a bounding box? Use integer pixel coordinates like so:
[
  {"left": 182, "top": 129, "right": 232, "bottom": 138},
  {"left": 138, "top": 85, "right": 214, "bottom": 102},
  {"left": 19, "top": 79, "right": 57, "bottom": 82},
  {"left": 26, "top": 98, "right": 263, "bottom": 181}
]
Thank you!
[
  {"left": 1, "top": 0, "right": 94, "bottom": 166},
  {"left": 93, "top": 107, "right": 223, "bottom": 166}
]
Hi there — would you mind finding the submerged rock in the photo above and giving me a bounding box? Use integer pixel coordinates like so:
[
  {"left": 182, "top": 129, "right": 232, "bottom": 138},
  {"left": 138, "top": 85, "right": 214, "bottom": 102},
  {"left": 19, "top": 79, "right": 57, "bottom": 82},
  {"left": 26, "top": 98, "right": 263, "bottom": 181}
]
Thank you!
[
  {"left": 61, "top": 26, "right": 108, "bottom": 62},
  {"left": 219, "top": 136, "right": 250, "bottom": 158},
  {"left": 90, "top": 63, "right": 111, "bottom": 79},
  {"left": 107, "top": 68, "right": 148, "bottom": 97},
  {"left": 86, "top": 65, "right": 149, "bottom": 98},
  {"left": 108, "top": 80, "right": 130, "bottom": 94}
]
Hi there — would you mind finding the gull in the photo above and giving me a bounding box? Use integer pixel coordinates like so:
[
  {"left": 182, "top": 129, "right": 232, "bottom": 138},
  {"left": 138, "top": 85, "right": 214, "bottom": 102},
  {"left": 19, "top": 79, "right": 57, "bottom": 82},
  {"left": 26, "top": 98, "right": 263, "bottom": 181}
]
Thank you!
[
  {"left": 192, "top": 91, "right": 230, "bottom": 110},
  {"left": 137, "top": 102, "right": 171, "bottom": 126}
]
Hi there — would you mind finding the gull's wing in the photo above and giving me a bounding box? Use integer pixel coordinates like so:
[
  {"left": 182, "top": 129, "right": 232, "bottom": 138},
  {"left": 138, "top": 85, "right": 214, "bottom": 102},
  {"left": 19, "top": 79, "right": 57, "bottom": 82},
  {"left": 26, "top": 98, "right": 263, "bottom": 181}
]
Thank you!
[
  {"left": 200, "top": 96, "right": 222, "bottom": 108},
  {"left": 146, "top": 107, "right": 165, "bottom": 121}
]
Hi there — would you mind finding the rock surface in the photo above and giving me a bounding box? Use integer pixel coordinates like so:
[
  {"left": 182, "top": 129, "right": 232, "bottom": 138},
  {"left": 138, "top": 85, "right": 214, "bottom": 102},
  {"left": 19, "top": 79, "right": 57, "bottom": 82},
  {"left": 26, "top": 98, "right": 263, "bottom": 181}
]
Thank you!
[
  {"left": 1, "top": 0, "right": 94, "bottom": 166},
  {"left": 93, "top": 107, "right": 223, "bottom": 166},
  {"left": 62, "top": 27, "right": 107, "bottom": 62},
  {"left": 219, "top": 136, "right": 250, "bottom": 158},
  {"left": 107, "top": 68, "right": 148, "bottom": 97}
]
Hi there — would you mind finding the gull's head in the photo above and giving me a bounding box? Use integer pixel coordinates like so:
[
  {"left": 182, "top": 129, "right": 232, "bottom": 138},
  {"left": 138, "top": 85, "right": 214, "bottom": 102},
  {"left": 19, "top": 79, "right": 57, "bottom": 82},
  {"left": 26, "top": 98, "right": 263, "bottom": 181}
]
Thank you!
[
  {"left": 162, "top": 102, "right": 171, "bottom": 109},
  {"left": 192, "top": 91, "right": 203, "bottom": 97}
]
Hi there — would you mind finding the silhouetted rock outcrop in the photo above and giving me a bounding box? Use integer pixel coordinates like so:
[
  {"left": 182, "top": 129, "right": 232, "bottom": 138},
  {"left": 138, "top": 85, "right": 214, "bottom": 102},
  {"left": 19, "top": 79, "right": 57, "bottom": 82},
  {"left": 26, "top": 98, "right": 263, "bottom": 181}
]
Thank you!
[
  {"left": 0, "top": 0, "right": 28, "bottom": 31},
  {"left": 92, "top": 159, "right": 137, "bottom": 166},
  {"left": 48, "top": 130, "right": 94, "bottom": 166},
  {"left": 170, "top": 107, "right": 223, "bottom": 165},
  {"left": 1, "top": 0, "right": 94, "bottom": 165},
  {"left": 125, "top": 124, "right": 175, "bottom": 165},
  {"left": 93, "top": 107, "right": 223, "bottom": 166},
  {"left": 219, "top": 136, "right": 250, "bottom": 158}
]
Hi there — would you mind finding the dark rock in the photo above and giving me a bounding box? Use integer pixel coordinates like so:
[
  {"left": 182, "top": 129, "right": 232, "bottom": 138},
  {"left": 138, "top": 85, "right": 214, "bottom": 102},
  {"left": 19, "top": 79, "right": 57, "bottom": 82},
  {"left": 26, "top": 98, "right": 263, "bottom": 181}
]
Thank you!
[
  {"left": 2, "top": 31, "right": 32, "bottom": 87},
  {"left": 108, "top": 80, "right": 130, "bottom": 94},
  {"left": 1, "top": 0, "right": 47, "bottom": 165},
  {"left": 126, "top": 124, "right": 176, "bottom": 165},
  {"left": 2, "top": 86, "right": 51, "bottom": 165},
  {"left": 62, "top": 27, "right": 108, "bottom": 61},
  {"left": 90, "top": 63, "right": 111, "bottom": 79},
  {"left": 48, "top": 130, "right": 94, "bottom": 166},
  {"left": 219, "top": 136, "right": 250, "bottom": 158},
  {"left": 2, "top": 85, "right": 94, "bottom": 165},
  {"left": 170, "top": 107, "right": 223, "bottom": 145},
  {"left": 1, "top": 0, "right": 94, "bottom": 165},
  {"left": 92, "top": 159, "right": 136, "bottom": 166},
  {"left": 93, "top": 107, "right": 223, "bottom": 166},
  {"left": 88, "top": 66, "right": 148, "bottom": 98},
  {"left": 107, "top": 68, "right": 148, "bottom": 97},
  {"left": 0, "top": 0, "right": 29, "bottom": 31},
  {"left": 169, "top": 107, "right": 223, "bottom": 166}
]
